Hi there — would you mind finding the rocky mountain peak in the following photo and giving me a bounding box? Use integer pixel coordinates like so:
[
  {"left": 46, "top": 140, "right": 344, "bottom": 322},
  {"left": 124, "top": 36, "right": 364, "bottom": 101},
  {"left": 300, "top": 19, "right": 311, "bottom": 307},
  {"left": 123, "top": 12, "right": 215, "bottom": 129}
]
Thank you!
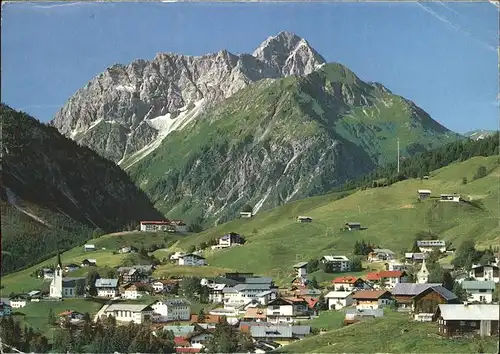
[
  {"left": 52, "top": 32, "right": 329, "bottom": 165},
  {"left": 253, "top": 31, "right": 326, "bottom": 76}
]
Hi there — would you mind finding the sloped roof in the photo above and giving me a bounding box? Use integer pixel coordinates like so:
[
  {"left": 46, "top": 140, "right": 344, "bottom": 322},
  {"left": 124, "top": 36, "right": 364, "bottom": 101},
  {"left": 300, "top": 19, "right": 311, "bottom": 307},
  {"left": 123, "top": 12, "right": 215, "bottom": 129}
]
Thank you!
[
  {"left": 325, "top": 291, "right": 353, "bottom": 299},
  {"left": 250, "top": 325, "right": 310, "bottom": 338},
  {"left": 293, "top": 262, "right": 308, "bottom": 268},
  {"left": 163, "top": 325, "right": 196, "bottom": 336},
  {"left": 461, "top": 280, "right": 496, "bottom": 290},
  {"left": 393, "top": 283, "right": 441, "bottom": 296},
  {"left": 437, "top": 304, "right": 500, "bottom": 321},
  {"left": 104, "top": 304, "right": 152, "bottom": 313},
  {"left": 95, "top": 278, "right": 118, "bottom": 288},
  {"left": 332, "top": 276, "right": 363, "bottom": 284},
  {"left": 413, "top": 286, "right": 458, "bottom": 301},
  {"left": 352, "top": 290, "right": 391, "bottom": 300},
  {"left": 244, "top": 307, "right": 267, "bottom": 320}
]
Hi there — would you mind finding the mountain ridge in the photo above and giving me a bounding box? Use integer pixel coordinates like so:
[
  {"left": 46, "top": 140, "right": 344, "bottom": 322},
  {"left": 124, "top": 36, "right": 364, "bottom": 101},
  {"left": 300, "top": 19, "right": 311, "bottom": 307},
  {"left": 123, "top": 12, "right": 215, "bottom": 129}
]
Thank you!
[
  {"left": 126, "top": 62, "right": 461, "bottom": 226},
  {"left": 51, "top": 31, "right": 326, "bottom": 165}
]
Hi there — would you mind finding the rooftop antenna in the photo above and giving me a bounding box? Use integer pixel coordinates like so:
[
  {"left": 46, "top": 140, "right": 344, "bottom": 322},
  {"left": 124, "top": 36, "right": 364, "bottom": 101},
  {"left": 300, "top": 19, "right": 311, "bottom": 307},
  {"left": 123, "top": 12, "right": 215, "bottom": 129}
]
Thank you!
[{"left": 397, "top": 137, "right": 400, "bottom": 174}]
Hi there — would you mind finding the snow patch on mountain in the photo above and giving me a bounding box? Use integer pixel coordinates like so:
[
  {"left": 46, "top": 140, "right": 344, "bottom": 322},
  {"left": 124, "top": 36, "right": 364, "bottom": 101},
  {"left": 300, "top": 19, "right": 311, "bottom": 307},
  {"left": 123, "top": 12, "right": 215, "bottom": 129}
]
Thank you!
[{"left": 121, "top": 98, "right": 206, "bottom": 169}]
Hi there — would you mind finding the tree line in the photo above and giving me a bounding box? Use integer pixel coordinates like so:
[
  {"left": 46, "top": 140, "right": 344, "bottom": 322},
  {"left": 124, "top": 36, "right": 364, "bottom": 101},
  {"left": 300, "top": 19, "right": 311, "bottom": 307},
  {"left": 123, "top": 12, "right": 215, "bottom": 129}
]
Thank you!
[{"left": 334, "top": 132, "right": 499, "bottom": 192}]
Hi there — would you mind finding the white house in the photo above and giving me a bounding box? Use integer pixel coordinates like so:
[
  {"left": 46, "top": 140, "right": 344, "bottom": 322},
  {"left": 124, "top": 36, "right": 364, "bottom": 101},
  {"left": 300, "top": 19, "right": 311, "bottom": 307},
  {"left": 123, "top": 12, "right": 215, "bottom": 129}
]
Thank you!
[
  {"left": 366, "top": 271, "right": 409, "bottom": 289},
  {"left": 9, "top": 297, "right": 28, "bottom": 309},
  {"left": 388, "top": 261, "right": 406, "bottom": 272},
  {"left": 440, "top": 194, "right": 460, "bottom": 202},
  {"left": 103, "top": 304, "right": 154, "bottom": 324},
  {"left": 239, "top": 212, "right": 253, "bottom": 218},
  {"left": 178, "top": 254, "right": 206, "bottom": 266},
  {"left": 469, "top": 264, "right": 500, "bottom": 283},
  {"left": 84, "top": 244, "right": 96, "bottom": 252},
  {"left": 331, "top": 276, "right": 370, "bottom": 291},
  {"left": 170, "top": 251, "right": 186, "bottom": 261},
  {"left": 122, "top": 283, "right": 148, "bottom": 300},
  {"left": 417, "top": 240, "right": 447, "bottom": 253},
  {"left": 151, "top": 299, "right": 191, "bottom": 322},
  {"left": 222, "top": 278, "right": 274, "bottom": 308},
  {"left": 213, "top": 233, "right": 245, "bottom": 249},
  {"left": 324, "top": 291, "right": 353, "bottom": 310},
  {"left": 417, "top": 189, "right": 432, "bottom": 200},
  {"left": 296, "top": 216, "right": 312, "bottom": 223},
  {"left": 462, "top": 281, "right": 496, "bottom": 304},
  {"left": 255, "top": 289, "right": 278, "bottom": 305},
  {"left": 95, "top": 279, "right": 119, "bottom": 298},
  {"left": 266, "top": 297, "right": 309, "bottom": 324},
  {"left": 140, "top": 220, "right": 171, "bottom": 232},
  {"left": 320, "top": 256, "right": 351, "bottom": 272},
  {"left": 369, "top": 249, "right": 396, "bottom": 262}
]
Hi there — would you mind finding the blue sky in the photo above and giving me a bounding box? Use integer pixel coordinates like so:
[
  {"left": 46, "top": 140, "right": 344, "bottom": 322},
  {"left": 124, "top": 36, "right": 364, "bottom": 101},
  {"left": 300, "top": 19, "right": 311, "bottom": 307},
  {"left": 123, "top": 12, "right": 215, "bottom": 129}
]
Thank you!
[{"left": 2, "top": 1, "right": 498, "bottom": 133}]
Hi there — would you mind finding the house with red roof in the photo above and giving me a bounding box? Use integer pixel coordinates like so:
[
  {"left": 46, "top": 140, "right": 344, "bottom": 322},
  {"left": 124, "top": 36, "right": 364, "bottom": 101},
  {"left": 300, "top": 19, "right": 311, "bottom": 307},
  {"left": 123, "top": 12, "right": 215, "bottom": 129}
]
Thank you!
[
  {"left": 331, "top": 276, "right": 370, "bottom": 291},
  {"left": 365, "top": 270, "right": 409, "bottom": 289}
]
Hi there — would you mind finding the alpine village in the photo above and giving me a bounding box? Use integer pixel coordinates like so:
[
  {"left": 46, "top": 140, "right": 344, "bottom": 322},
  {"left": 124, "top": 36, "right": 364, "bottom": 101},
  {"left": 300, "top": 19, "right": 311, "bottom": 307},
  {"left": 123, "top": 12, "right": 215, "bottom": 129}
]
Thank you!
[{"left": 1, "top": 13, "right": 500, "bottom": 354}]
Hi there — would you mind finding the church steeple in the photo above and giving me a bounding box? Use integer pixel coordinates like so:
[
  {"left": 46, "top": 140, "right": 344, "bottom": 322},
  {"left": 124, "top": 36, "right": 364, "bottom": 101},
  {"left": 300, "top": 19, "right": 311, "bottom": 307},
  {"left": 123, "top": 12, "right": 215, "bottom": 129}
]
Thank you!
[
  {"left": 417, "top": 257, "right": 429, "bottom": 284},
  {"left": 56, "top": 250, "right": 62, "bottom": 269}
]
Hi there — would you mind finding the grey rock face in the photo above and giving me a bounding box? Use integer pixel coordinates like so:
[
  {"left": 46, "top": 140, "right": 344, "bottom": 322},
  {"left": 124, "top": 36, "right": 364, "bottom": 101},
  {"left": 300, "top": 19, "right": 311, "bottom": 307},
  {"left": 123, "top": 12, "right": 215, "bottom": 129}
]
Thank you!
[{"left": 52, "top": 31, "right": 326, "bottom": 163}]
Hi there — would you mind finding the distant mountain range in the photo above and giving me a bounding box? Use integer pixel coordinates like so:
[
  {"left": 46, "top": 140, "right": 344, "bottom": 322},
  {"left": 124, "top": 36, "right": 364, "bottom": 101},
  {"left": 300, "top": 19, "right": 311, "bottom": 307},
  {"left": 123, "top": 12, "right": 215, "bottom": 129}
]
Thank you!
[
  {"left": 50, "top": 31, "right": 463, "bottom": 226},
  {"left": 465, "top": 129, "right": 498, "bottom": 141}
]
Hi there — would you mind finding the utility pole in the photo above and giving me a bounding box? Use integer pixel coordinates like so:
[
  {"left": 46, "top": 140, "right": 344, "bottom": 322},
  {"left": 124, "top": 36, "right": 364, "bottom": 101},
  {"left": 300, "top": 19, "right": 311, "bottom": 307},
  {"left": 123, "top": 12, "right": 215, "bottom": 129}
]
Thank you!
[{"left": 397, "top": 137, "right": 400, "bottom": 174}]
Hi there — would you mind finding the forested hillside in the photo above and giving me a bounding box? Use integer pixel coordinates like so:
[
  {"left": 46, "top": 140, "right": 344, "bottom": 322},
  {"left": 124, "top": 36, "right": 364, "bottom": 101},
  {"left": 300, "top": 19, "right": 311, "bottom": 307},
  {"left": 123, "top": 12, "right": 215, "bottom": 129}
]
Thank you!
[{"left": 0, "top": 104, "right": 164, "bottom": 275}]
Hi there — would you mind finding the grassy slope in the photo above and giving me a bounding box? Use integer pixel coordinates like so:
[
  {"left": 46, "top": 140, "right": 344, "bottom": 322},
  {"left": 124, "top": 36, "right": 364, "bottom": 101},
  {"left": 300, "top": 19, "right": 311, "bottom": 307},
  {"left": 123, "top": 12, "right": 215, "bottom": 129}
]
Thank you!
[
  {"left": 127, "top": 63, "right": 460, "bottom": 226},
  {"left": 0, "top": 231, "right": 183, "bottom": 295},
  {"left": 171, "top": 155, "right": 499, "bottom": 278},
  {"left": 277, "top": 310, "right": 498, "bottom": 353},
  {"left": 3, "top": 156, "right": 498, "bottom": 293}
]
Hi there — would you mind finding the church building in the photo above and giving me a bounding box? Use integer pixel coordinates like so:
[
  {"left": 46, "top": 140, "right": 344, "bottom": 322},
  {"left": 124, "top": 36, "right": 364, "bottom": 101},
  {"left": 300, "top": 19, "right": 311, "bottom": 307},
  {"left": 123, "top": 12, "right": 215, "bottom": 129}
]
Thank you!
[{"left": 49, "top": 252, "right": 87, "bottom": 298}]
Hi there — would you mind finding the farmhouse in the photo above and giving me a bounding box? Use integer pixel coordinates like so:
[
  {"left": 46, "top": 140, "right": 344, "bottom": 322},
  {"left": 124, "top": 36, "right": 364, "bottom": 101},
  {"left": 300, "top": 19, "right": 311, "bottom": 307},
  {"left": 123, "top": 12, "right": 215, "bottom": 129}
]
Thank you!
[
  {"left": 222, "top": 277, "right": 275, "bottom": 308},
  {"left": 345, "top": 222, "right": 361, "bottom": 231},
  {"left": 95, "top": 278, "right": 119, "bottom": 298},
  {"left": 412, "top": 285, "right": 459, "bottom": 321},
  {"left": 469, "top": 264, "right": 499, "bottom": 283},
  {"left": 213, "top": 232, "right": 245, "bottom": 249},
  {"left": 240, "top": 211, "right": 253, "bottom": 218},
  {"left": 368, "top": 248, "right": 396, "bottom": 262},
  {"left": 178, "top": 254, "right": 206, "bottom": 266},
  {"left": 102, "top": 304, "right": 154, "bottom": 324},
  {"left": 392, "top": 283, "right": 442, "bottom": 309},
  {"left": 84, "top": 244, "right": 96, "bottom": 252},
  {"left": 417, "top": 240, "right": 447, "bottom": 253},
  {"left": 81, "top": 259, "right": 96, "bottom": 267},
  {"left": 366, "top": 270, "right": 409, "bottom": 289},
  {"left": 331, "top": 276, "right": 370, "bottom": 291},
  {"left": 296, "top": 216, "right": 312, "bottom": 223},
  {"left": 140, "top": 220, "right": 171, "bottom": 232},
  {"left": 121, "top": 283, "right": 149, "bottom": 300},
  {"left": 291, "top": 262, "right": 308, "bottom": 287},
  {"left": 435, "top": 304, "right": 500, "bottom": 337},
  {"left": 151, "top": 298, "right": 191, "bottom": 322},
  {"left": 417, "top": 189, "right": 432, "bottom": 200},
  {"left": 462, "top": 281, "right": 496, "bottom": 304},
  {"left": 320, "top": 255, "right": 351, "bottom": 272},
  {"left": 324, "top": 291, "right": 353, "bottom": 310},
  {"left": 351, "top": 290, "right": 394, "bottom": 310},
  {"left": 255, "top": 290, "right": 279, "bottom": 305},
  {"left": 387, "top": 260, "right": 406, "bottom": 272},
  {"left": 169, "top": 220, "right": 189, "bottom": 232},
  {"left": 117, "top": 265, "right": 154, "bottom": 283},
  {"left": 440, "top": 194, "right": 460, "bottom": 202}
]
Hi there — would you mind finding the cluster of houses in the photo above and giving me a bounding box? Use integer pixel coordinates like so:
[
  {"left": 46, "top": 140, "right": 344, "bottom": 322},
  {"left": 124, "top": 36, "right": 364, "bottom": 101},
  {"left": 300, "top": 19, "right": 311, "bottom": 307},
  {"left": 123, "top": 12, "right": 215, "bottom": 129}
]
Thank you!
[
  {"left": 417, "top": 189, "right": 461, "bottom": 202},
  {"left": 139, "top": 220, "right": 189, "bottom": 233}
]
